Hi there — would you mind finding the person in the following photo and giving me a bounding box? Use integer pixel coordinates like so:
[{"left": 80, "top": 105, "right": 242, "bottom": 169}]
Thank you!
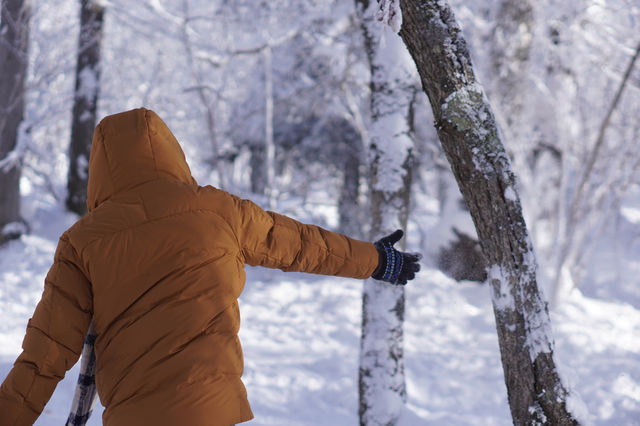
[{"left": 0, "top": 108, "right": 421, "bottom": 426}]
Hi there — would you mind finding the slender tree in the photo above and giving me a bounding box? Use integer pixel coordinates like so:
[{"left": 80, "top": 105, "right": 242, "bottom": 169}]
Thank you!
[
  {"left": 355, "top": 1, "right": 416, "bottom": 424},
  {"left": 67, "top": 0, "right": 104, "bottom": 215},
  {"left": 487, "top": 0, "right": 537, "bottom": 232},
  {"left": 333, "top": 118, "right": 364, "bottom": 238},
  {"left": 0, "top": 0, "right": 30, "bottom": 243},
  {"left": 396, "top": 0, "right": 579, "bottom": 423},
  {"left": 551, "top": 41, "right": 640, "bottom": 302},
  {"left": 489, "top": 0, "right": 534, "bottom": 142}
]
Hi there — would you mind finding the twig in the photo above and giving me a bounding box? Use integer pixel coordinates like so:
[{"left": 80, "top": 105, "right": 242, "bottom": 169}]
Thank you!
[{"left": 569, "top": 41, "right": 640, "bottom": 224}]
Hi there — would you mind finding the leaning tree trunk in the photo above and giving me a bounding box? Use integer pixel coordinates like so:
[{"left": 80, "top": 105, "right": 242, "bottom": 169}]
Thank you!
[
  {"left": 396, "top": 0, "right": 579, "bottom": 424},
  {"left": 67, "top": 0, "right": 104, "bottom": 215},
  {"left": 355, "top": 1, "right": 416, "bottom": 425},
  {"left": 0, "top": 0, "right": 30, "bottom": 243}
]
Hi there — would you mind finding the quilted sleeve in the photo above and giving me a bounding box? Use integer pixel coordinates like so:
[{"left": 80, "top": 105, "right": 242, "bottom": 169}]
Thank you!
[
  {"left": 0, "top": 234, "right": 93, "bottom": 426},
  {"left": 234, "top": 197, "right": 379, "bottom": 279}
]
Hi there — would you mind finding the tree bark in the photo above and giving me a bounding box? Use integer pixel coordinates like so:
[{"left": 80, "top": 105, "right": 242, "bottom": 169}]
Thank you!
[
  {"left": 0, "top": 0, "right": 30, "bottom": 242},
  {"left": 355, "top": 1, "right": 416, "bottom": 425},
  {"left": 67, "top": 0, "right": 104, "bottom": 215},
  {"left": 324, "top": 116, "right": 363, "bottom": 238},
  {"left": 397, "top": 1, "right": 579, "bottom": 424},
  {"left": 249, "top": 141, "right": 267, "bottom": 195},
  {"left": 338, "top": 141, "right": 362, "bottom": 238},
  {"left": 263, "top": 44, "right": 276, "bottom": 208}
]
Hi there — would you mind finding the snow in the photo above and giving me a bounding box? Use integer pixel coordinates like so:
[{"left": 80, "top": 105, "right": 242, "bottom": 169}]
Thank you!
[
  {"left": 0, "top": 121, "right": 31, "bottom": 173},
  {"left": 369, "top": 114, "right": 414, "bottom": 193},
  {"left": 79, "top": 110, "right": 93, "bottom": 122},
  {"left": 523, "top": 302, "right": 553, "bottom": 361},
  {"left": 365, "top": 3, "right": 417, "bottom": 195},
  {"left": 359, "top": 277, "right": 407, "bottom": 425},
  {"left": 2, "top": 0, "right": 639, "bottom": 423},
  {"left": 504, "top": 186, "right": 517, "bottom": 202},
  {"left": 1, "top": 222, "right": 28, "bottom": 238},
  {"left": 375, "top": 0, "right": 402, "bottom": 34},
  {"left": 487, "top": 264, "right": 515, "bottom": 311},
  {"left": 76, "top": 154, "right": 89, "bottom": 180},
  {"left": 528, "top": 404, "right": 547, "bottom": 425},
  {"left": 2, "top": 198, "right": 639, "bottom": 425},
  {"left": 76, "top": 66, "right": 98, "bottom": 102},
  {"left": 441, "top": 85, "right": 500, "bottom": 180},
  {"left": 621, "top": 206, "right": 640, "bottom": 224},
  {"left": 488, "top": 257, "right": 555, "bottom": 372}
]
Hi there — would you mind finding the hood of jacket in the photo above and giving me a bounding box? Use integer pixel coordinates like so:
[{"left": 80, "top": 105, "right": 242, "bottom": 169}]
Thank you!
[{"left": 86, "top": 108, "right": 196, "bottom": 212}]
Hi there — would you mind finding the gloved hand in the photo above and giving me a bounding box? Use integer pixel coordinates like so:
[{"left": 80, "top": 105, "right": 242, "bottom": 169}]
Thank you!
[{"left": 371, "top": 229, "right": 422, "bottom": 285}]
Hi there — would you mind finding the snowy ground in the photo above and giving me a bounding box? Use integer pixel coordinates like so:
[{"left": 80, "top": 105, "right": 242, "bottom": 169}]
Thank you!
[{"left": 1, "top": 197, "right": 639, "bottom": 425}]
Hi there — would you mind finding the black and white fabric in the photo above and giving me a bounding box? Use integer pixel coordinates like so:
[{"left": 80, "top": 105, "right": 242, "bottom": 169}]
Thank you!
[
  {"left": 66, "top": 322, "right": 98, "bottom": 426},
  {"left": 371, "top": 229, "right": 422, "bottom": 285}
]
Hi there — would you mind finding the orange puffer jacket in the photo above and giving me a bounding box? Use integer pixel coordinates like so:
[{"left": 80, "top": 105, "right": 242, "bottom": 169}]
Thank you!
[{"left": 0, "top": 108, "right": 378, "bottom": 426}]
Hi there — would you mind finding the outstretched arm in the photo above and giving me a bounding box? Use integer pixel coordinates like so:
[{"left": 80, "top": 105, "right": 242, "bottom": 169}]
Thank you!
[{"left": 233, "top": 196, "right": 379, "bottom": 279}]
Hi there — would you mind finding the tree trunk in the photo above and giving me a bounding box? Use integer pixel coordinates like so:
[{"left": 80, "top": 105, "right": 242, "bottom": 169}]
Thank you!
[
  {"left": 487, "top": 0, "right": 537, "bottom": 233},
  {"left": 263, "top": 44, "right": 276, "bottom": 208},
  {"left": 338, "top": 145, "right": 362, "bottom": 238},
  {"left": 180, "top": 0, "right": 225, "bottom": 189},
  {"left": 0, "top": 0, "right": 30, "bottom": 243},
  {"left": 355, "top": 1, "right": 416, "bottom": 425},
  {"left": 552, "top": 41, "right": 640, "bottom": 302},
  {"left": 397, "top": 0, "right": 579, "bottom": 424},
  {"left": 249, "top": 141, "right": 267, "bottom": 195},
  {"left": 67, "top": 0, "right": 104, "bottom": 215},
  {"left": 326, "top": 116, "right": 363, "bottom": 238},
  {"left": 489, "top": 0, "right": 533, "bottom": 133}
]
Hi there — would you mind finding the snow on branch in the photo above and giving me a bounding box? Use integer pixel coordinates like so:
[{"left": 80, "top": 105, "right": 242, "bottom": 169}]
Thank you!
[
  {"left": 0, "top": 121, "right": 31, "bottom": 173},
  {"left": 76, "top": 66, "right": 98, "bottom": 103},
  {"left": 376, "top": 0, "right": 402, "bottom": 33}
]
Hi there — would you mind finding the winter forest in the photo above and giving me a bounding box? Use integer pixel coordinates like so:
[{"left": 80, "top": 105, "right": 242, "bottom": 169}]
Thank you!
[{"left": 1, "top": 0, "right": 639, "bottom": 424}]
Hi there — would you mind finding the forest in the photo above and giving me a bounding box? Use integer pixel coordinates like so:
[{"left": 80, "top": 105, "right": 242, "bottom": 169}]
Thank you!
[{"left": 1, "top": 0, "right": 639, "bottom": 424}]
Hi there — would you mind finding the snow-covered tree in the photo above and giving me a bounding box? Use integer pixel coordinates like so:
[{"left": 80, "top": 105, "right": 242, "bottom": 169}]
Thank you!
[
  {"left": 397, "top": 0, "right": 579, "bottom": 423},
  {"left": 454, "top": 0, "right": 640, "bottom": 302},
  {"left": 67, "top": 0, "right": 104, "bottom": 215},
  {"left": 549, "top": 38, "right": 640, "bottom": 303},
  {"left": 355, "top": 1, "right": 418, "bottom": 424},
  {"left": 488, "top": 0, "right": 533, "bottom": 147}
]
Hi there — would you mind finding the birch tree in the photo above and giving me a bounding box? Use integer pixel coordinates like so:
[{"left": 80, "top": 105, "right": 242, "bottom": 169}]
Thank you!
[
  {"left": 0, "top": 0, "right": 30, "bottom": 242},
  {"left": 395, "top": 0, "right": 579, "bottom": 423},
  {"left": 355, "top": 1, "right": 416, "bottom": 424},
  {"left": 67, "top": 0, "right": 104, "bottom": 215}
]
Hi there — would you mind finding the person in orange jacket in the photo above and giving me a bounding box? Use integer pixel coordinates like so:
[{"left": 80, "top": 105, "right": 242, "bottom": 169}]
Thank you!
[{"left": 0, "top": 108, "right": 421, "bottom": 426}]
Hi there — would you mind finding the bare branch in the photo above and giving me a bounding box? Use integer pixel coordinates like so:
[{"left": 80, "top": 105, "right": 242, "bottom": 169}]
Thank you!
[{"left": 570, "top": 41, "right": 640, "bottom": 224}]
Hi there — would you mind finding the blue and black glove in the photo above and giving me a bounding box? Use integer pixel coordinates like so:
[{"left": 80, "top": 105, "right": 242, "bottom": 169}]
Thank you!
[{"left": 371, "top": 229, "right": 422, "bottom": 285}]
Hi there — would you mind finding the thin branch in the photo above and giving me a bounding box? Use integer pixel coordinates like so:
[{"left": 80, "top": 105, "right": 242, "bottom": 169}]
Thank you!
[{"left": 570, "top": 41, "right": 640, "bottom": 223}]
